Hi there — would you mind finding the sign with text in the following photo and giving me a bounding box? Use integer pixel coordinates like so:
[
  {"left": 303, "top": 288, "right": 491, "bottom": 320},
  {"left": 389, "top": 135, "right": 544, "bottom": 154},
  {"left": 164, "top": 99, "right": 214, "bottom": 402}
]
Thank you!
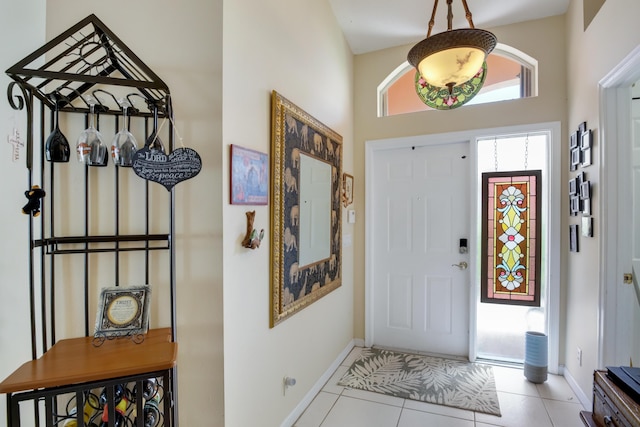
[{"left": 133, "top": 147, "right": 202, "bottom": 190}]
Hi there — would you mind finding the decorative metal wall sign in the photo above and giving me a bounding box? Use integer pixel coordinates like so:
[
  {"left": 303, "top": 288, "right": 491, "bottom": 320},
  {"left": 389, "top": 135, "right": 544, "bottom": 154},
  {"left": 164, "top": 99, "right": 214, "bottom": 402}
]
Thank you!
[{"left": 481, "top": 170, "right": 541, "bottom": 306}]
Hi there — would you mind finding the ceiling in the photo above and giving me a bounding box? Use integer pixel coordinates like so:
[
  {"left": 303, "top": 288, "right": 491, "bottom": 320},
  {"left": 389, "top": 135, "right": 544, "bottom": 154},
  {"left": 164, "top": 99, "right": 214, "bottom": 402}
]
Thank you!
[{"left": 328, "top": 0, "right": 570, "bottom": 55}]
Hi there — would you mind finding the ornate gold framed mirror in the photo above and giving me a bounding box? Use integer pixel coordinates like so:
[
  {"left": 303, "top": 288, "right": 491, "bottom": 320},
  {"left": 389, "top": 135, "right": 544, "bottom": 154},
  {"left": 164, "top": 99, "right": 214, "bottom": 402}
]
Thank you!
[{"left": 270, "top": 91, "right": 342, "bottom": 327}]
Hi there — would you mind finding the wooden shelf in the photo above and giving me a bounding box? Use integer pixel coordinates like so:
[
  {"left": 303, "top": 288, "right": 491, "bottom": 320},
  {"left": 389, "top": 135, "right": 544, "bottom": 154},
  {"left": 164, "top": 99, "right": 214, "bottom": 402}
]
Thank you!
[{"left": 0, "top": 328, "right": 176, "bottom": 394}]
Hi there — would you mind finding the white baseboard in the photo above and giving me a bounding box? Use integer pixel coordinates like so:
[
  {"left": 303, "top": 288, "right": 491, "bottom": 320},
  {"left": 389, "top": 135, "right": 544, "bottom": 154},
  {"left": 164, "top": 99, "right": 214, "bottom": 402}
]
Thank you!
[
  {"left": 280, "top": 340, "right": 356, "bottom": 427},
  {"left": 563, "top": 366, "right": 591, "bottom": 410}
]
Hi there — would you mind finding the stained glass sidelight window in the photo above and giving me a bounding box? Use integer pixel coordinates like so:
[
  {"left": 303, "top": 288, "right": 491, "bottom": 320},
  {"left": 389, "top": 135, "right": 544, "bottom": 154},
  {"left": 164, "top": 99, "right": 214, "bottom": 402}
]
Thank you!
[{"left": 481, "top": 170, "right": 541, "bottom": 306}]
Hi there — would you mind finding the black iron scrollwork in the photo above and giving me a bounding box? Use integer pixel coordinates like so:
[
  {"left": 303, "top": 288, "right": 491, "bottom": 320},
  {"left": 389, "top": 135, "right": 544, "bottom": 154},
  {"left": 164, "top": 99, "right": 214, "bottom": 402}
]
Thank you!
[{"left": 7, "top": 81, "right": 34, "bottom": 170}]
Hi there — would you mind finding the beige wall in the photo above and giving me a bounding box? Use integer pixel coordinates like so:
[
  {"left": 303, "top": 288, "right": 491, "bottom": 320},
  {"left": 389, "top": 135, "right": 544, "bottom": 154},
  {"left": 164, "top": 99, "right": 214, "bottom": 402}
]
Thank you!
[
  {"left": 352, "top": 16, "right": 568, "bottom": 353},
  {"left": 44, "top": 2, "right": 223, "bottom": 426},
  {"left": 1, "top": 1, "right": 353, "bottom": 425},
  {"left": 0, "top": 1, "right": 46, "bottom": 423},
  {"left": 221, "top": 1, "right": 354, "bottom": 425},
  {"left": 565, "top": 0, "right": 640, "bottom": 398}
]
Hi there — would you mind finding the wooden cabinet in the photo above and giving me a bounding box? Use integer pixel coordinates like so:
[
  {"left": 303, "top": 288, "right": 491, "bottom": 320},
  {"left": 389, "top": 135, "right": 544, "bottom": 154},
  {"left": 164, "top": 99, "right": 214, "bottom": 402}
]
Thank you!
[
  {"left": 581, "top": 371, "right": 640, "bottom": 427},
  {"left": 0, "top": 14, "right": 179, "bottom": 427}
]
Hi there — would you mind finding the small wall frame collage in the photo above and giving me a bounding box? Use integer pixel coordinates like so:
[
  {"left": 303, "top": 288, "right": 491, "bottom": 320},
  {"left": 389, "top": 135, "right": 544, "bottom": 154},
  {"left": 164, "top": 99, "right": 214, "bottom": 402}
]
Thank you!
[{"left": 569, "top": 121, "right": 593, "bottom": 253}]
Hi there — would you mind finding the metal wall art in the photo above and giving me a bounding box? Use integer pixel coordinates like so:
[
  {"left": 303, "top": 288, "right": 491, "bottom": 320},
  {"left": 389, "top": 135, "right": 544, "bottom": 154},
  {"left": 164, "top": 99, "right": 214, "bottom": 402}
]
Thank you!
[{"left": 569, "top": 121, "right": 594, "bottom": 241}]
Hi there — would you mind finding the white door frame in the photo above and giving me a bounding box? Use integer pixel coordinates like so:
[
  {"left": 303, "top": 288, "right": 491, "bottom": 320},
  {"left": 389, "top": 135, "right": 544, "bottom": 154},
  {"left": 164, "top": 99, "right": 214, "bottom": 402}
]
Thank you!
[
  {"left": 598, "top": 45, "right": 640, "bottom": 368},
  {"left": 365, "top": 122, "right": 561, "bottom": 373}
]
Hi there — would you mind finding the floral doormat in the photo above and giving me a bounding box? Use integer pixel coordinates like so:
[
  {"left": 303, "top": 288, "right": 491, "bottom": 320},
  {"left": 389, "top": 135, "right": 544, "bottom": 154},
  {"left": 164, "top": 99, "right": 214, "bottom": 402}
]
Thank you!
[{"left": 338, "top": 348, "right": 501, "bottom": 416}]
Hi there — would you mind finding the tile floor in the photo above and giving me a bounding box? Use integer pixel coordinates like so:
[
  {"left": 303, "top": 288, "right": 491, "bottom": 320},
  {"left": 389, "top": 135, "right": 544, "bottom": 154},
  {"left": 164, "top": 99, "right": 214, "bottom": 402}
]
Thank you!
[{"left": 295, "top": 347, "right": 585, "bottom": 427}]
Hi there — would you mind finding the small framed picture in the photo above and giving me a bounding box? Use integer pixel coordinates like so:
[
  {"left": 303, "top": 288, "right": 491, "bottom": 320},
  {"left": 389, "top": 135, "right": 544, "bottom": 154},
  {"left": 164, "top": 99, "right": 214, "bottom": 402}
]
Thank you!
[
  {"left": 570, "top": 224, "right": 579, "bottom": 252},
  {"left": 570, "top": 131, "right": 579, "bottom": 149},
  {"left": 570, "top": 195, "right": 581, "bottom": 216},
  {"left": 94, "top": 285, "right": 151, "bottom": 342},
  {"left": 230, "top": 144, "right": 269, "bottom": 205},
  {"left": 580, "top": 129, "right": 592, "bottom": 149},
  {"left": 580, "top": 180, "right": 591, "bottom": 199},
  {"left": 571, "top": 147, "right": 580, "bottom": 170},
  {"left": 343, "top": 173, "right": 354, "bottom": 207},
  {"left": 579, "top": 121, "right": 587, "bottom": 133},
  {"left": 582, "top": 216, "right": 593, "bottom": 237},
  {"left": 581, "top": 147, "right": 592, "bottom": 167},
  {"left": 569, "top": 178, "right": 577, "bottom": 195},
  {"left": 581, "top": 130, "right": 592, "bottom": 167},
  {"left": 582, "top": 196, "right": 592, "bottom": 216}
]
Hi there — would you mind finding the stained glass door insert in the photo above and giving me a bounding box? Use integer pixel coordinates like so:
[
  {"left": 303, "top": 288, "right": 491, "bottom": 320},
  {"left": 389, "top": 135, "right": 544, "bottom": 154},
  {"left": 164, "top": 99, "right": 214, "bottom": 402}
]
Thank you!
[{"left": 481, "top": 170, "right": 541, "bottom": 306}]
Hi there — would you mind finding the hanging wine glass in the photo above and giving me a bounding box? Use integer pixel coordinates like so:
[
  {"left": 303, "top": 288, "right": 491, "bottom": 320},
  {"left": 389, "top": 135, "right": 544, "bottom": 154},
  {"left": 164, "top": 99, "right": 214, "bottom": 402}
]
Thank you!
[
  {"left": 76, "top": 97, "right": 108, "bottom": 166},
  {"left": 146, "top": 106, "right": 165, "bottom": 153},
  {"left": 45, "top": 100, "right": 70, "bottom": 162},
  {"left": 111, "top": 99, "right": 138, "bottom": 167}
]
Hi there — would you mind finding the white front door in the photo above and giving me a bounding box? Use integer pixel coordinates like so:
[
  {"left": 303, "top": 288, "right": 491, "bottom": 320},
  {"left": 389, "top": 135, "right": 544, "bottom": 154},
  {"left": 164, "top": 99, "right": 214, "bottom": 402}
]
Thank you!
[{"left": 371, "top": 141, "right": 470, "bottom": 356}]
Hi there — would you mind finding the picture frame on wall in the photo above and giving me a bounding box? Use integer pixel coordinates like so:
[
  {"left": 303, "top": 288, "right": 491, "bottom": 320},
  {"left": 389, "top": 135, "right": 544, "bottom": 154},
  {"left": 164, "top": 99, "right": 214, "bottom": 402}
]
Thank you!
[
  {"left": 571, "top": 147, "right": 580, "bottom": 171},
  {"left": 570, "top": 195, "right": 581, "bottom": 216},
  {"left": 570, "top": 131, "right": 579, "bottom": 171},
  {"left": 582, "top": 216, "right": 593, "bottom": 237},
  {"left": 579, "top": 121, "right": 587, "bottom": 133},
  {"left": 581, "top": 129, "right": 592, "bottom": 167},
  {"left": 582, "top": 196, "right": 592, "bottom": 216},
  {"left": 343, "top": 173, "right": 354, "bottom": 207},
  {"left": 570, "top": 130, "right": 579, "bottom": 149},
  {"left": 570, "top": 224, "right": 579, "bottom": 252},
  {"left": 569, "top": 177, "right": 577, "bottom": 196},
  {"left": 580, "top": 180, "right": 591, "bottom": 200},
  {"left": 230, "top": 144, "right": 269, "bottom": 205}
]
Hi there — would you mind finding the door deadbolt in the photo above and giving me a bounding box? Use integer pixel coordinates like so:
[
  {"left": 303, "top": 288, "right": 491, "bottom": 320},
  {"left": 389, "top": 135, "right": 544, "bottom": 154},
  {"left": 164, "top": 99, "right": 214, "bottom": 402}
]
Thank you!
[
  {"left": 624, "top": 273, "right": 633, "bottom": 284},
  {"left": 452, "top": 262, "right": 468, "bottom": 270}
]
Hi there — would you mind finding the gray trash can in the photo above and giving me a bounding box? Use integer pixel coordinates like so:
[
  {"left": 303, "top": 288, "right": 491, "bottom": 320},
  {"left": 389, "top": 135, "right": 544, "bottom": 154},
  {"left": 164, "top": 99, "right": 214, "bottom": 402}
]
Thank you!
[{"left": 524, "top": 331, "right": 547, "bottom": 383}]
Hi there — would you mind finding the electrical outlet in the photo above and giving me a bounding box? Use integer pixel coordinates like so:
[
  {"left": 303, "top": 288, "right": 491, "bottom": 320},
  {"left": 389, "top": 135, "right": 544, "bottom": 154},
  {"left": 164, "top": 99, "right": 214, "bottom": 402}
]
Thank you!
[{"left": 577, "top": 347, "right": 582, "bottom": 366}]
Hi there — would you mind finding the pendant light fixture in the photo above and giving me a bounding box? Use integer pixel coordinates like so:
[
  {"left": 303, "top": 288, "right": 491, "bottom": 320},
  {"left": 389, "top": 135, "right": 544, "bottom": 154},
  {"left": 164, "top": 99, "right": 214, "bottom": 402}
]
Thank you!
[{"left": 408, "top": 0, "right": 497, "bottom": 96}]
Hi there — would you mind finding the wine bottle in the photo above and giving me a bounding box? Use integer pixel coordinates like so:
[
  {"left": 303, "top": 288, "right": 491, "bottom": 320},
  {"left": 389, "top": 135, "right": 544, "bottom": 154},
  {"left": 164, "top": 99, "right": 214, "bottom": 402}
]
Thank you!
[
  {"left": 63, "top": 393, "right": 99, "bottom": 426},
  {"left": 99, "top": 384, "right": 126, "bottom": 406}
]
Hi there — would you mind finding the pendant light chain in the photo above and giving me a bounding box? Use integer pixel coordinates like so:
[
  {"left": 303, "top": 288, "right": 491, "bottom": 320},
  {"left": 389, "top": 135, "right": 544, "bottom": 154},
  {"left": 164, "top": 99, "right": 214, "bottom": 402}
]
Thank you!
[
  {"left": 493, "top": 137, "right": 498, "bottom": 172},
  {"left": 524, "top": 134, "right": 529, "bottom": 170}
]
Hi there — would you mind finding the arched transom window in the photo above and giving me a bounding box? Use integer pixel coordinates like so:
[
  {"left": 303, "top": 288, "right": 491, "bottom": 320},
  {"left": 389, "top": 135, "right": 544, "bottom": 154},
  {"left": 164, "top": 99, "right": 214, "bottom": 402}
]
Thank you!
[{"left": 378, "top": 44, "right": 538, "bottom": 117}]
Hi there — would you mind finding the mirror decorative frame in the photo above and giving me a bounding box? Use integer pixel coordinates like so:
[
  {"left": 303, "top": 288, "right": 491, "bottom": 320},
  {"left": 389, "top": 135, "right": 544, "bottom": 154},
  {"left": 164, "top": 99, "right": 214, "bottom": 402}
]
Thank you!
[{"left": 270, "top": 91, "right": 342, "bottom": 327}]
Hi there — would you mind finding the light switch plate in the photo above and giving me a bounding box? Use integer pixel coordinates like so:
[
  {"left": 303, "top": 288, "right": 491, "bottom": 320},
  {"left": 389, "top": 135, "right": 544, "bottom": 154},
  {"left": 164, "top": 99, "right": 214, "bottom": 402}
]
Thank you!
[{"left": 348, "top": 210, "right": 356, "bottom": 223}]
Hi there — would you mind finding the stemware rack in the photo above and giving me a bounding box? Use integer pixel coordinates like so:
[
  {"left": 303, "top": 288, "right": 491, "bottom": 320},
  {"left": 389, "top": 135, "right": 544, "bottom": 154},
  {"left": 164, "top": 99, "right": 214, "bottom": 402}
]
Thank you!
[{"left": 0, "top": 14, "right": 179, "bottom": 426}]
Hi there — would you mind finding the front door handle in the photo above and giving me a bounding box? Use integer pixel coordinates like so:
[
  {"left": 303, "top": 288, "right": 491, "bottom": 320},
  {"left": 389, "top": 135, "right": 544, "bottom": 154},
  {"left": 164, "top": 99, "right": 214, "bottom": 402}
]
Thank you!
[{"left": 452, "top": 261, "right": 468, "bottom": 270}]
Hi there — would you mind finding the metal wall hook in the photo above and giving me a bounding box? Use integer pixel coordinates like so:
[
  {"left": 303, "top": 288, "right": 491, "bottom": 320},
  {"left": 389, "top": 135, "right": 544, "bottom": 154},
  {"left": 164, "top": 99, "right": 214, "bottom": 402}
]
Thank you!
[{"left": 90, "top": 89, "right": 111, "bottom": 113}]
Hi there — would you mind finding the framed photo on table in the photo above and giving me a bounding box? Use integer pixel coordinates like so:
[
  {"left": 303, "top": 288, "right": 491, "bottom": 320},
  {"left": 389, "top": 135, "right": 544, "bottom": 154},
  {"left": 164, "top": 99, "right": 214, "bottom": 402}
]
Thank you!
[{"left": 94, "top": 285, "right": 151, "bottom": 344}]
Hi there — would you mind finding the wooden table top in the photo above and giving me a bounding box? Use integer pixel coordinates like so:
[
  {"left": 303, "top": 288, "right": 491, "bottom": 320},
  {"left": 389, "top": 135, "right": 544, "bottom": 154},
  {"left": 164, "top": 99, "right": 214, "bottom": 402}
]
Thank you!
[{"left": 0, "top": 328, "right": 177, "bottom": 393}]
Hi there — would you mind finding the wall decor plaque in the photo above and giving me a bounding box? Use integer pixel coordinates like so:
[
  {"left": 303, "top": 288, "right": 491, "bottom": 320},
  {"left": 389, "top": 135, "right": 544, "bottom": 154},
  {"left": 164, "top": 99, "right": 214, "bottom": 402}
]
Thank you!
[
  {"left": 94, "top": 285, "right": 151, "bottom": 345},
  {"left": 132, "top": 146, "right": 202, "bottom": 191}
]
